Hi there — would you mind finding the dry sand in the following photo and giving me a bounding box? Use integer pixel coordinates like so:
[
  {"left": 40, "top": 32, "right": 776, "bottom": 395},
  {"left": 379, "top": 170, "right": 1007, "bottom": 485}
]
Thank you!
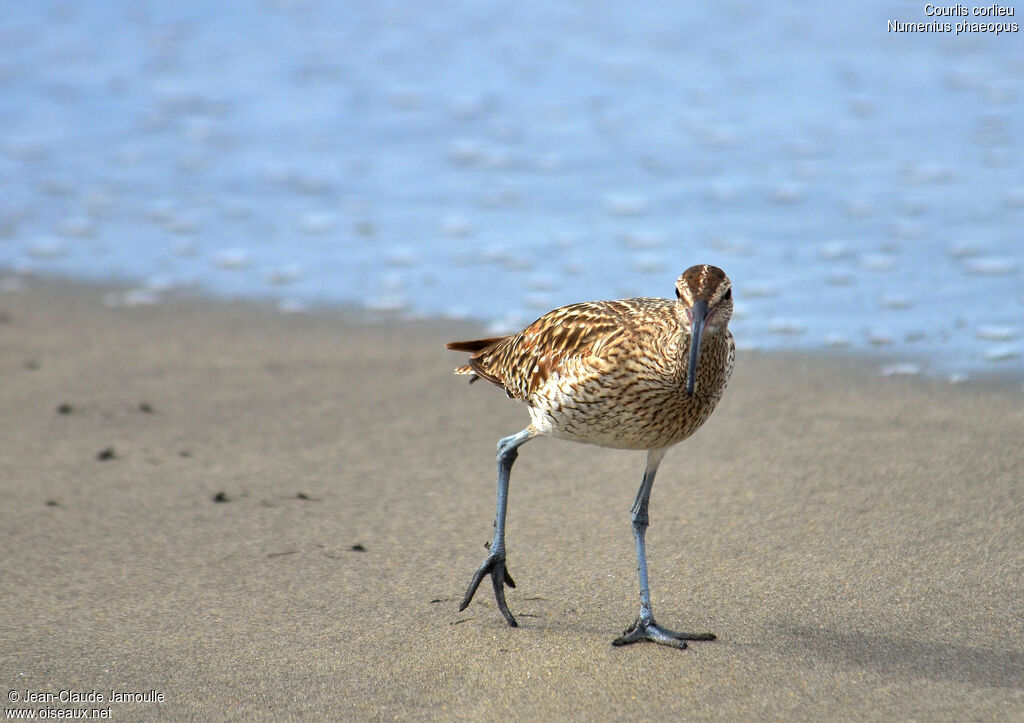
[{"left": 1, "top": 279, "right": 1022, "bottom": 721}]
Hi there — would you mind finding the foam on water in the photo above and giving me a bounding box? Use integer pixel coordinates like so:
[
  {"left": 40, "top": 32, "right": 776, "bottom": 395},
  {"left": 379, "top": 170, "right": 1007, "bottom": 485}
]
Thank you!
[{"left": 1, "top": 1, "right": 1022, "bottom": 378}]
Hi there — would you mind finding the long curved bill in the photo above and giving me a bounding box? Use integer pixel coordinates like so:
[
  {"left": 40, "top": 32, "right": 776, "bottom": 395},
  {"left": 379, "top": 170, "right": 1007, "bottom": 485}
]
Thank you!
[{"left": 687, "top": 299, "right": 709, "bottom": 397}]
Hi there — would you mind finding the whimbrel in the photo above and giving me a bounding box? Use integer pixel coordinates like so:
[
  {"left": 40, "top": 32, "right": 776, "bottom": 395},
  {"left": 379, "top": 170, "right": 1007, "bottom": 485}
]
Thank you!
[{"left": 447, "top": 264, "right": 735, "bottom": 648}]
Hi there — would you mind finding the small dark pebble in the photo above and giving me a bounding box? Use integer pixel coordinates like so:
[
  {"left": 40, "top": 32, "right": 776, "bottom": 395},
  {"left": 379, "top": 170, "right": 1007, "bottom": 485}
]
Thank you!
[
  {"left": 139, "top": 402, "right": 153, "bottom": 413},
  {"left": 429, "top": 598, "right": 443, "bottom": 604},
  {"left": 212, "top": 491, "right": 230, "bottom": 503},
  {"left": 45, "top": 499, "right": 59, "bottom": 507},
  {"left": 57, "top": 403, "right": 73, "bottom": 414},
  {"left": 179, "top": 450, "right": 191, "bottom": 458},
  {"left": 295, "top": 492, "right": 311, "bottom": 500},
  {"left": 96, "top": 447, "right": 116, "bottom": 461},
  {"left": 26, "top": 359, "right": 40, "bottom": 370},
  {"left": 351, "top": 544, "right": 366, "bottom": 552}
]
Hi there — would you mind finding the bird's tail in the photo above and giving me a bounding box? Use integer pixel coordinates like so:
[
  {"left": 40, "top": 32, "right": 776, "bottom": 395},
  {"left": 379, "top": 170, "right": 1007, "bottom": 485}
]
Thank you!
[
  {"left": 445, "top": 336, "right": 508, "bottom": 384},
  {"left": 445, "top": 337, "right": 507, "bottom": 353}
]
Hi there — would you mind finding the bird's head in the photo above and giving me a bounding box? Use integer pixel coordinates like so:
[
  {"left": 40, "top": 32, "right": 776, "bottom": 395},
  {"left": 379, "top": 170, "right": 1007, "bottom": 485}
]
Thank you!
[{"left": 674, "top": 265, "right": 733, "bottom": 397}]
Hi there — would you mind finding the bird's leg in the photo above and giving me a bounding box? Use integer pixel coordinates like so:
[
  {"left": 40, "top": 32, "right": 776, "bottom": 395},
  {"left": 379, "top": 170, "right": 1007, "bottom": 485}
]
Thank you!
[
  {"left": 458, "top": 428, "right": 534, "bottom": 626},
  {"left": 612, "top": 449, "right": 716, "bottom": 649}
]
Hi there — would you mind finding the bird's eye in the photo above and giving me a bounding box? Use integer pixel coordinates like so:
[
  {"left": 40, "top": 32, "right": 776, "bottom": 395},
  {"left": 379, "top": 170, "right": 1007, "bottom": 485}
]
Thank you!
[{"left": 723, "top": 288, "right": 732, "bottom": 301}]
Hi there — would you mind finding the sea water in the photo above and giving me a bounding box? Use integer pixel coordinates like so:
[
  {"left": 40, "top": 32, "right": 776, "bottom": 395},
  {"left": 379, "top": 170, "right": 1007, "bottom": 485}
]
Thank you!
[{"left": 1, "top": 0, "right": 1021, "bottom": 379}]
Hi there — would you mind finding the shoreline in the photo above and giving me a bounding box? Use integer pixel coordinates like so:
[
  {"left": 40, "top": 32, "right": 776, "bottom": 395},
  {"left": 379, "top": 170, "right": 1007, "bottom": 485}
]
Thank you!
[
  {"left": 4, "top": 271, "right": 1022, "bottom": 387},
  {"left": 1, "top": 277, "right": 1022, "bottom": 720}
]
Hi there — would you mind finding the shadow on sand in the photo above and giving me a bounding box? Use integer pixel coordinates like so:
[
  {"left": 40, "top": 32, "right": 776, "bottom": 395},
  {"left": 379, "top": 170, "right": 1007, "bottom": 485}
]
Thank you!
[{"left": 782, "top": 624, "right": 1024, "bottom": 690}]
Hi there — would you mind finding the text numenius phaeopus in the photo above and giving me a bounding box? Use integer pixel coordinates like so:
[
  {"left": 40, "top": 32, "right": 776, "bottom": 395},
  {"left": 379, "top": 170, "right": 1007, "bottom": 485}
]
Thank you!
[{"left": 447, "top": 264, "right": 735, "bottom": 648}]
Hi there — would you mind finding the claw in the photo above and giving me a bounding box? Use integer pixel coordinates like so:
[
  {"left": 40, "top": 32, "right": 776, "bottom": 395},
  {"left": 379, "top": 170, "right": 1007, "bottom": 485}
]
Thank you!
[
  {"left": 611, "top": 616, "right": 716, "bottom": 649},
  {"left": 458, "top": 554, "right": 518, "bottom": 627}
]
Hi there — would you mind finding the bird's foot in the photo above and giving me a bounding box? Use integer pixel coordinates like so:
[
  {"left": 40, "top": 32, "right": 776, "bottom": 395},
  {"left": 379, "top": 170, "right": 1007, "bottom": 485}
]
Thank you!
[
  {"left": 458, "top": 553, "right": 518, "bottom": 627},
  {"left": 611, "top": 616, "right": 716, "bottom": 649}
]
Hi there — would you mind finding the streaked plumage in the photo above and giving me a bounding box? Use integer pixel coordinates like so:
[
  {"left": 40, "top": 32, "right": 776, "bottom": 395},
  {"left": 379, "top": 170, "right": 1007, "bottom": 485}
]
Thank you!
[{"left": 448, "top": 264, "right": 735, "bottom": 648}]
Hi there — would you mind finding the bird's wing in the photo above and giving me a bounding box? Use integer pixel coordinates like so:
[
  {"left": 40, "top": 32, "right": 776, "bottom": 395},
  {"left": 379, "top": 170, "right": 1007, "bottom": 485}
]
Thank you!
[{"left": 466, "top": 300, "right": 642, "bottom": 399}]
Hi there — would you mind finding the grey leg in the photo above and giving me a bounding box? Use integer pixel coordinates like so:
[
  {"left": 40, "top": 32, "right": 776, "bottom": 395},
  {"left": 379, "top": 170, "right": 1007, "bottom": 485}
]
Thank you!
[
  {"left": 458, "top": 428, "right": 534, "bottom": 626},
  {"left": 612, "top": 449, "right": 716, "bottom": 648}
]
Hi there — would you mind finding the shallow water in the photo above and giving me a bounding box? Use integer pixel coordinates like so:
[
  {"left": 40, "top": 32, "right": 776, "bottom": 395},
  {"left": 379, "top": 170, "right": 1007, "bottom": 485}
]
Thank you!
[{"left": 1, "top": 1, "right": 1022, "bottom": 378}]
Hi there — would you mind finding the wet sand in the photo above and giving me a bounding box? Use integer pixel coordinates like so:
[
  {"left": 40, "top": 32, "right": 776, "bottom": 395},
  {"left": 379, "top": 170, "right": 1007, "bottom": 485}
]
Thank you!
[{"left": 1, "top": 279, "right": 1022, "bottom": 720}]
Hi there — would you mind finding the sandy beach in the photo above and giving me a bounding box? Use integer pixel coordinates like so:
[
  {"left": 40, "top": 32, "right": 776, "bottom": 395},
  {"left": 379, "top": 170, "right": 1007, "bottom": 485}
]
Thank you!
[{"left": 1, "top": 279, "right": 1022, "bottom": 721}]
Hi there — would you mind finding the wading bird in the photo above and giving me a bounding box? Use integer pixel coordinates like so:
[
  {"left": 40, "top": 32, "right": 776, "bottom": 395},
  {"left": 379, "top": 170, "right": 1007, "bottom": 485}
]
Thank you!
[{"left": 446, "top": 264, "right": 735, "bottom": 648}]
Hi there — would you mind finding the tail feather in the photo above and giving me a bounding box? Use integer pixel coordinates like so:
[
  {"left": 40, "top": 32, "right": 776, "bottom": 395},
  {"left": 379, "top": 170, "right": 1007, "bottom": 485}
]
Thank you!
[
  {"left": 447, "top": 335, "right": 510, "bottom": 388},
  {"left": 453, "top": 363, "right": 480, "bottom": 384},
  {"left": 445, "top": 336, "right": 507, "bottom": 353}
]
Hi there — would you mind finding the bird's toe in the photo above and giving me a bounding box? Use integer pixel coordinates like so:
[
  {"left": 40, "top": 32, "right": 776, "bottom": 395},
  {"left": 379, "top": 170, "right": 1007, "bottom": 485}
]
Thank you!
[
  {"left": 611, "top": 617, "right": 714, "bottom": 649},
  {"left": 459, "top": 553, "right": 518, "bottom": 627}
]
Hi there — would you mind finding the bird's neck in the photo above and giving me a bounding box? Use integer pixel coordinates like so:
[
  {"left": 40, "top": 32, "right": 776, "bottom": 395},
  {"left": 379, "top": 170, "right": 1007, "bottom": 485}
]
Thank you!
[{"left": 674, "top": 323, "right": 723, "bottom": 381}]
